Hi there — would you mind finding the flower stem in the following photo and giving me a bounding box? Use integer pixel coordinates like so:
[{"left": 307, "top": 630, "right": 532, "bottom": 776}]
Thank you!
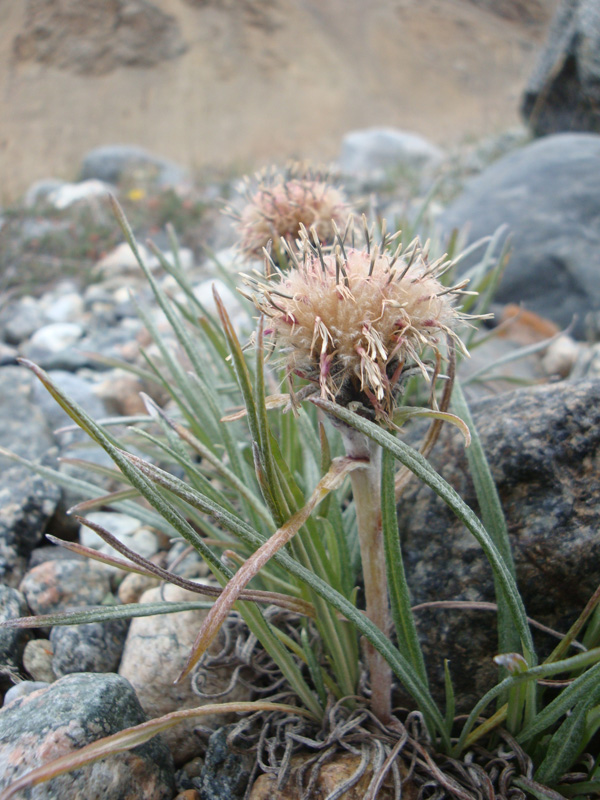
[{"left": 343, "top": 428, "right": 392, "bottom": 724}]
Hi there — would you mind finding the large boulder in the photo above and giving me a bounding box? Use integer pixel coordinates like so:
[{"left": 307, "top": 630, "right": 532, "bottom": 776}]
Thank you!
[
  {"left": 438, "top": 133, "right": 600, "bottom": 338},
  {"left": 399, "top": 379, "right": 600, "bottom": 709},
  {"left": 521, "top": 0, "right": 600, "bottom": 135}
]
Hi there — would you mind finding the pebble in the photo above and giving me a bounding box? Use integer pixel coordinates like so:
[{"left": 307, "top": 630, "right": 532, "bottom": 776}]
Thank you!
[
  {"left": 26, "top": 321, "right": 85, "bottom": 354},
  {"left": 46, "top": 179, "right": 114, "bottom": 210},
  {"left": 117, "top": 571, "right": 161, "bottom": 604},
  {"left": 50, "top": 618, "right": 129, "bottom": 677},
  {"left": 541, "top": 335, "right": 581, "bottom": 378},
  {"left": 79, "top": 511, "right": 161, "bottom": 563},
  {"left": 95, "top": 241, "right": 158, "bottom": 276},
  {"left": 23, "top": 178, "right": 67, "bottom": 208},
  {"left": 22, "top": 639, "right": 56, "bottom": 683},
  {"left": 0, "top": 468, "right": 60, "bottom": 588},
  {"left": 0, "top": 296, "right": 45, "bottom": 344},
  {"left": 3, "top": 681, "right": 50, "bottom": 706},
  {"left": 0, "top": 343, "right": 17, "bottom": 366},
  {"left": 119, "top": 584, "right": 251, "bottom": 764},
  {"left": 41, "top": 292, "right": 86, "bottom": 325},
  {"left": 19, "top": 559, "right": 113, "bottom": 617},
  {"left": 94, "top": 369, "right": 149, "bottom": 416}
]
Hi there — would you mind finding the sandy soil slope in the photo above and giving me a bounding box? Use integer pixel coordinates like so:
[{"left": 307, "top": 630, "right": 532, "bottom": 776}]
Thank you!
[{"left": 0, "top": 0, "right": 557, "bottom": 202}]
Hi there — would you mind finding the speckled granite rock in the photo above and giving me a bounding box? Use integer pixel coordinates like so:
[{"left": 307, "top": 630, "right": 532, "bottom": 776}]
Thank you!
[
  {"left": 398, "top": 378, "right": 600, "bottom": 709},
  {"left": 51, "top": 618, "right": 129, "bottom": 677},
  {"left": 196, "top": 726, "right": 252, "bottom": 800},
  {"left": 0, "top": 586, "right": 32, "bottom": 690},
  {"left": 0, "top": 366, "right": 55, "bottom": 466},
  {"left": 0, "top": 672, "right": 175, "bottom": 798},
  {"left": 0, "top": 368, "right": 62, "bottom": 586},
  {"left": 19, "top": 559, "right": 112, "bottom": 617},
  {"left": 0, "top": 469, "right": 61, "bottom": 588}
]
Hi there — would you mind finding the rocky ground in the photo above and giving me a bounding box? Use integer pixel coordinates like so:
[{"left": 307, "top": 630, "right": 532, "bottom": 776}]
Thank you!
[
  {"left": 0, "top": 122, "right": 599, "bottom": 797},
  {"left": 1, "top": 0, "right": 600, "bottom": 793}
]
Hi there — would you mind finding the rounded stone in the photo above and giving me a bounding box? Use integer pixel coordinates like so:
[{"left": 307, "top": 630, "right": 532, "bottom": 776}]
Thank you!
[
  {"left": 19, "top": 559, "right": 113, "bottom": 617},
  {"left": 22, "top": 639, "right": 56, "bottom": 683},
  {"left": 50, "top": 618, "right": 129, "bottom": 677},
  {"left": 119, "top": 584, "right": 251, "bottom": 764},
  {"left": 0, "top": 672, "right": 175, "bottom": 799}
]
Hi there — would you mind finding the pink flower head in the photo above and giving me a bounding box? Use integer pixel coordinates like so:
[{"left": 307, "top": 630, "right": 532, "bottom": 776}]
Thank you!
[
  {"left": 244, "top": 228, "right": 474, "bottom": 420},
  {"left": 233, "top": 168, "right": 352, "bottom": 261}
]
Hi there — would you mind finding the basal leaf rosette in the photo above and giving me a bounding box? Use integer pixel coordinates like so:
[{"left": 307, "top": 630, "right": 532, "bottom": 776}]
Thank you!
[
  {"left": 244, "top": 231, "right": 473, "bottom": 421},
  {"left": 232, "top": 168, "right": 352, "bottom": 261}
]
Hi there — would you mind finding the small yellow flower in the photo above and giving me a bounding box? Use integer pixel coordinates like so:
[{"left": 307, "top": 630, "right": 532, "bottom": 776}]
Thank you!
[
  {"left": 126, "top": 188, "right": 146, "bottom": 202},
  {"left": 244, "top": 229, "right": 473, "bottom": 420}
]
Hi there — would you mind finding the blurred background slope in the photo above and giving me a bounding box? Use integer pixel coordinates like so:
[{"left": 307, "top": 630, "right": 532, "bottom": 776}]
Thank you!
[{"left": 0, "top": 0, "right": 557, "bottom": 203}]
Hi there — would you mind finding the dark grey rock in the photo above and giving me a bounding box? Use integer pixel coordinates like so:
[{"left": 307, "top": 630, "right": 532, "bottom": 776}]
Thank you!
[
  {"left": 51, "top": 618, "right": 129, "bottom": 677},
  {"left": 398, "top": 378, "right": 600, "bottom": 709},
  {"left": 19, "top": 559, "right": 112, "bottom": 617},
  {"left": 521, "top": 0, "right": 600, "bottom": 136},
  {"left": 0, "top": 469, "right": 61, "bottom": 587},
  {"left": 0, "top": 366, "right": 55, "bottom": 467},
  {"left": 80, "top": 144, "right": 189, "bottom": 188},
  {"left": 0, "top": 672, "right": 175, "bottom": 798},
  {"left": 0, "top": 587, "right": 32, "bottom": 689},
  {"left": 197, "top": 725, "right": 252, "bottom": 800},
  {"left": 438, "top": 133, "right": 600, "bottom": 339}
]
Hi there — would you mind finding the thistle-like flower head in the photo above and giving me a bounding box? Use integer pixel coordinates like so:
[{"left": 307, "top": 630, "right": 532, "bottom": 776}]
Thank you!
[
  {"left": 232, "top": 167, "right": 352, "bottom": 261},
  {"left": 244, "top": 227, "right": 474, "bottom": 420}
]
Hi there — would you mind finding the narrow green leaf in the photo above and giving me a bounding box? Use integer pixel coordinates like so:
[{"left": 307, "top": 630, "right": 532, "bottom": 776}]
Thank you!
[
  {"left": 511, "top": 776, "right": 567, "bottom": 800},
  {"left": 518, "top": 660, "right": 600, "bottom": 745},
  {"left": 312, "top": 397, "right": 535, "bottom": 664},
  {"left": 0, "top": 600, "right": 215, "bottom": 628},
  {"left": 455, "top": 648, "right": 600, "bottom": 755},
  {"left": 451, "top": 379, "right": 521, "bottom": 698},
  {"left": 535, "top": 695, "right": 591, "bottom": 785},
  {"left": 301, "top": 626, "right": 327, "bottom": 709},
  {"left": 381, "top": 448, "right": 427, "bottom": 685}
]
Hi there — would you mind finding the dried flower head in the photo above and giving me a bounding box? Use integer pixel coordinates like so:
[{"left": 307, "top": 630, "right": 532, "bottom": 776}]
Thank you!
[
  {"left": 243, "top": 227, "right": 475, "bottom": 420},
  {"left": 231, "top": 167, "right": 352, "bottom": 261}
]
